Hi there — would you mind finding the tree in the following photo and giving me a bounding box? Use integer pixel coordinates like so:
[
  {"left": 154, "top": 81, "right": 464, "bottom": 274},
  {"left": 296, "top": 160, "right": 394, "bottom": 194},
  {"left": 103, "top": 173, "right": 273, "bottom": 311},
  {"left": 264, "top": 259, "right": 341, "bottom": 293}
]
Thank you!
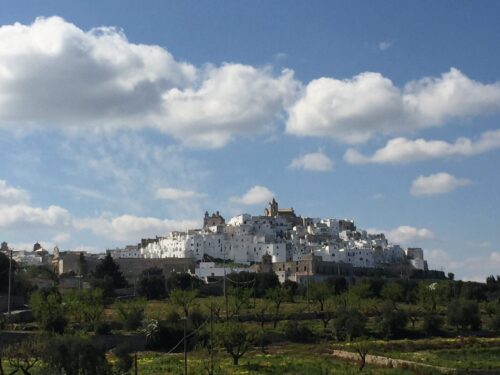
[
  {"left": 78, "top": 252, "right": 87, "bottom": 277},
  {"left": 137, "top": 267, "right": 166, "bottom": 300},
  {"left": 29, "top": 289, "right": 67, "bottom": 333},
  {"left": 265, "top": 287, "right": 287, "bottom": 328},
  {"left": 216, "top": 322, "right": 255, "bottom": 365},
  {"left": 376, "top": 302, "right": 408, "bottom": 339},
  {"left": 2, "top": 337, "right": 45, "bottom": 375},
  {"left": 333, "top": 308, "right": 366, "bottom": 341},
  {"left": 94, "top": 253, "right": 128, "bottom": 290},
  {"left": 254, "top": 272, "right": 280, "bottom": 297},
  {"left": 447, "top": 299, "right": 481, "bottom": 331},
  {"left": 422, "top": 311, "right": 443, "bottom": 336},
  {"left": 255, "top": 300, "right": 271, "bottom": 329},
  {"left": 0, "top": 252, "right": 14, "bottom": 294},
  {"left": 113, "top": 344, "right": 133, "bottom": 375},
  {"left": 380, "top": 282, "right": 404, "bottom": 305},
  {"left": 116, "top": 298, "right": 146, "bottom": 331},
  {"left": 166, "top": 272, "right": 203, "bottom": 292},
  {"left": 349, "top": 280, "right": 373, "bottom": 300},
  {"left": 418, "top": 282, "right": 440, "bottom": 311},
  {"left": 326, "top": 276, "right": 348, "bottom": 295},
  {"left": 317, "top": 297, "right": 336, "bottom": 331},
  {"left": 170, "top": 289, "right": 198, "bottom": 318},
  {"left": 283, "top": 280, "right": 298, "bottom": 302},
  {"left": 309, "top": 282, "right": 330, "bottom": 311},
  {"left": 42, "top": 336, "right": 111, "bottom": 375},
  {"left": 352, "top": 340, "right": 372, "bottom": 372},
  {"left": 64, "top": 288, "right": 105, "bottom": 330},
  {"left": 228, "top": 286, "right": 252, "bottom": 317}
]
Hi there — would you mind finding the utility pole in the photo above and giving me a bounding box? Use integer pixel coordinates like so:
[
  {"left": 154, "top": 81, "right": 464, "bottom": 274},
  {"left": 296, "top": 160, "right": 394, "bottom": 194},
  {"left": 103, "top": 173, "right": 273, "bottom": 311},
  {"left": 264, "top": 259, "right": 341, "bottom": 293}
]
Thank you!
[
  {"left": 7, "top": 247, "right": 13, "bottom": 324},
  {"left": 223, "top": 247, "right": 228, "bottom": 321},
  {"left": 306, "top": 257, "right": 310, "bottom": 313},
  {"left": 184, "top": 314, "right": 187, "bottom": 375},
  {"left": 210, "top": 303, "right": 214, "bottom": 375}
]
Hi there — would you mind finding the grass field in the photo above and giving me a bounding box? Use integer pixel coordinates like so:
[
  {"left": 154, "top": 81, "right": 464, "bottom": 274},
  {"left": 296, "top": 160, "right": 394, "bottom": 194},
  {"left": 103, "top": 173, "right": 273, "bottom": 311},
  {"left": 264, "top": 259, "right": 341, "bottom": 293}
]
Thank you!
[{"left": 136, "top": 344, "right": 417, "bottom": 375}]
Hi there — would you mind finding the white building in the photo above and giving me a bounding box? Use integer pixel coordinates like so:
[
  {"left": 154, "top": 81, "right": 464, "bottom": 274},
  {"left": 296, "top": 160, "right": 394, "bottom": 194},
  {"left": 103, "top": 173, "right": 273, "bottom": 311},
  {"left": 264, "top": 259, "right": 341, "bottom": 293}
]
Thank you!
[
  {"left": 140, "top": 200, "right": 427, "bottom": 271},
  {"left": 195, "top": 261, "right": 254, "bottom": 281}
]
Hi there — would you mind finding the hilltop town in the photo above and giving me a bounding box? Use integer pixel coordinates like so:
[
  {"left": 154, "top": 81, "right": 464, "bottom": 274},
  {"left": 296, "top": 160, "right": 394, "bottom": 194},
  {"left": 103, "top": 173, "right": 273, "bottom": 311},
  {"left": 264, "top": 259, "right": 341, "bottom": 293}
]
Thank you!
[{"left": 2, "top": 199, "right": 429, "bottom": 285}]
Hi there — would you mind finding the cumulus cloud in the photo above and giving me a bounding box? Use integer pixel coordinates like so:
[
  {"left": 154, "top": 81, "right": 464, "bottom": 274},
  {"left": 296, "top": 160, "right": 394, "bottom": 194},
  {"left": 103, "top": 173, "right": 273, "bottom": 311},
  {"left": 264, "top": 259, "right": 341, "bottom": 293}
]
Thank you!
[
  {"left": 0, "top": 179, "right": 30, "bottom": 205},
  {"left": 0, "top": 179, "right": 71, "bottom": 229},
  {"left": 230, "top": 186, "right": 274, "bottom": 205},
  {"left": 155, "top": 187, "right": 205, "bottom": 200},
  {"left": 345, "top": 129, "right": 500, "bottom": 164},
  {"left": 74, "top": 214, "right": 199, "bottom": 242},
  {"left": 370, "top": 225, "right": 434, "bottom": 245},
  {"left": 287, "top": 68, "right": 500, "bottom": 143},
  {"left": 0, "top": 204, "right": 71, "bottom": 228},
  {"left": 161, "top": 64, "right": 300, "bottom": 148},
  {"left": 410, "top": 173, "right": 471, "bottom": 196},
  {"left": 0, "top": 17, "right": 300, "bottom": 148},
  {"left": 52, "top": 232, "right": 71, "bottom": 243},
  {"left": 426, "top": 249, "right": 500, "bottom": 281},
  {"left": 289, "top": 151, "right": 334, "bottom": 171}
]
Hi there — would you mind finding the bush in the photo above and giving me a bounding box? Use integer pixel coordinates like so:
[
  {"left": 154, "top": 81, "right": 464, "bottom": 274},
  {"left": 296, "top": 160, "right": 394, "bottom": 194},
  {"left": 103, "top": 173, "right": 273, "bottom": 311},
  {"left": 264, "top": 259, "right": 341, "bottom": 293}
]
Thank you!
[
  {"left": 144, "top": 321, "right": 196, "bottom": 351},
  {"left": 333, "top": 308, "right": 366, "bottom": 341},
  {"left": 113, "top": 344, "right": 133, "bottom": 374},
  {"left": 326, "top": 276, "right": 348, "bottom": 295},
  {"left": 116, "top": 298, "right": 146, "bottom": 331},
  {"left": 137, "top": 267, "right": 166, "bottom": 300},
  {"left": 166, "top": 272, "right": 203, "bottom": 292},
  {"left": 198, "top": 282, "right": 223, "bottom": 297},
  {"left": 165, "top": 310, "right": 181, "bottom": 324},
  {"left": 94, "top": 321, "right": 112, "bottom": 335},
  {"left": 283, "top": 321, "right": 316, "bottom": 343},
  {"left": 188, "top": 308, "right": 205, "bottom": 328},
  {"left": 447, "top": 299, "right": 481, "bottom": 331},
  {"left": 422, "top": 311, "right": 443, "bottom": 336},
  {"left": 42, "top": 336, "right": 111, "bottom": 375},
  {"left": 376, "top": 302, "right": 408, "bottom": 339},
  {"left": 29, "top": 289, "right": 67, "bottom": 334}
]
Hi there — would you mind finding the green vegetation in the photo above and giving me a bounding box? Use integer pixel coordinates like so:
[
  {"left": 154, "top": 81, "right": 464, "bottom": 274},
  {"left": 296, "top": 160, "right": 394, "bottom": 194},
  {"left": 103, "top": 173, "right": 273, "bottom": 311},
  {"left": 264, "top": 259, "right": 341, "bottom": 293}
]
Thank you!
[{"left": 2, "top": 260, "right": 500, "bottom": 374}]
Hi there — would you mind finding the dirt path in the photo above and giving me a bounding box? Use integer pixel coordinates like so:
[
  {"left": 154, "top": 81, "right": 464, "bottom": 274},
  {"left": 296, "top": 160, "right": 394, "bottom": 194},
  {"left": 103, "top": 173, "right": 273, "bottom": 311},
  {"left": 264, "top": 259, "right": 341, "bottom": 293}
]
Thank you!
[{"left": 332, "top": 349, "right": 456, "bottom": 374}]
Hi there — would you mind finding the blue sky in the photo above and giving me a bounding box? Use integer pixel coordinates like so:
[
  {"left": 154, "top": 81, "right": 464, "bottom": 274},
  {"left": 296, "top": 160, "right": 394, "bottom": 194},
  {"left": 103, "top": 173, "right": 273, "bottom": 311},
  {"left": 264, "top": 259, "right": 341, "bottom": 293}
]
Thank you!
[{"left": 1, "top": 1, "right": 499, "bottom": 280}]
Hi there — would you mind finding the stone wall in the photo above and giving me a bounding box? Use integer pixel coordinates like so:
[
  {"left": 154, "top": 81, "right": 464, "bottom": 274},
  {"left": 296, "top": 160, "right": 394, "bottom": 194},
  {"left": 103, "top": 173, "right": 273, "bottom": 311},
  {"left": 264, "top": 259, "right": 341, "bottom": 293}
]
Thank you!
[{"left": 114, "top": 257, "right": 196, "bottom": 282}]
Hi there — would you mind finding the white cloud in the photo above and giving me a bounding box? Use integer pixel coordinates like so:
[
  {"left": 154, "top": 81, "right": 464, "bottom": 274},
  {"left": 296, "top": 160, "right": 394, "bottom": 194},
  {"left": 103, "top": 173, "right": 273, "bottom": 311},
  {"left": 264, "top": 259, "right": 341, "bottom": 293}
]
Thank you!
[
  {"left": 370, "top": 225, "right": 434, "bottom": 245},
  {"left": 344, "top": 129, "right": 500, "bottom": 164},
  {"left": 52, "top": 232, "right": 71, "bottom": 244},
  {"left": 0, "top": 204, "right": 71, "bottom": 228},
  {"left": 161, "top": 64, "right": 300, "bottom": 148},
  {"left": 74, "top": 214, "right": 199, "bottom": 242},
  {"left": 289, "top": 151, "right": 334, "bottom": 172},
  {"left": 425, "top": 249, "right": 500, "bottom": 281},
  {"left": 0, "top": 17, "right": 300, "bottom": 148},
  {"left": 378, "top": 40, "right": 394, "bottom": 51},
  {"left": 287, "top": 68, "right": 500, "bottom": 144},
  {"left": 0, "top": 179, "right": 30, "bottom": 205},
  {"left": 230, "top": 185, "right": 274, "bottom": 206},
  {"left": 410, "top": 172, "right": 471, "bottom": 196},
  {"left": 155, "top": 187, "right": 205, "bottom": 200}
]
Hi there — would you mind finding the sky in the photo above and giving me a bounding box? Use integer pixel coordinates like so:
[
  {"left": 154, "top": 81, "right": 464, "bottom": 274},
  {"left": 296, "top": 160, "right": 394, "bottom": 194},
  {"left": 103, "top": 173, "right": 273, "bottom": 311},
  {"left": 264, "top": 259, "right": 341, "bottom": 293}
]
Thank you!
[{"left": 0, "top": 1, "right": 499, "bottom": 281}]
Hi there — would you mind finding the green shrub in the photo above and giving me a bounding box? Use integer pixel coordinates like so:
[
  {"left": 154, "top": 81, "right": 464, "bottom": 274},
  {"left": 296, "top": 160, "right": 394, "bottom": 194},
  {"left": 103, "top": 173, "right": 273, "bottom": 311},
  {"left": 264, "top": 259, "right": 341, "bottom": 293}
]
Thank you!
[
  {"left": 283, "top": 321, "right": 316, "bottom": 343},
  {"left": 95, "top": 321, "right": 112, "bottom": 335},
  {"left": 333, "top": 308, "right": 366, "bottom": 341},
  {"left": 116, "top": 298, "right": 146, "bottom": 331}
]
